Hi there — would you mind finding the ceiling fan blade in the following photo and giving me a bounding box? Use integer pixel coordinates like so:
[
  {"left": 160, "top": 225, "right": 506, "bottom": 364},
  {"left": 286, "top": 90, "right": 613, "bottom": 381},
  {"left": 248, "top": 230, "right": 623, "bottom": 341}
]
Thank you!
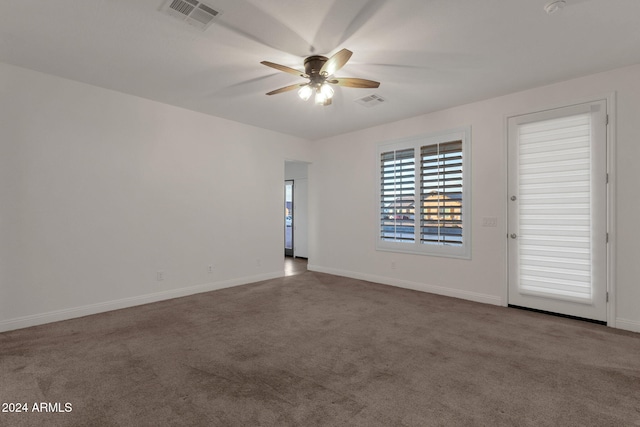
[
  {"left": 266, "top": 83, "right": 306, "bottom": 96},
  {"left": 320, "top": 49, "right": 353, "bottom": 76},
  {"left": 260, "top": 61, "right": 308, "bottom": 78},
  {"left": 328, "top": 77, "right": 380, "bottom": 88}
]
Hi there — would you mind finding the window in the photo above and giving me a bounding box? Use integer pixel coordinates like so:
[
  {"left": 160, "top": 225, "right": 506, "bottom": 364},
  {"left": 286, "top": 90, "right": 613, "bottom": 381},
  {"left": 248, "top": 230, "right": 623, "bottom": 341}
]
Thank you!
[
  {"left": 380, "top": 148, "right": 415, "bottom": 243},
  {"left": 377, "top": 127, "right": 471, "bottom": 258}
]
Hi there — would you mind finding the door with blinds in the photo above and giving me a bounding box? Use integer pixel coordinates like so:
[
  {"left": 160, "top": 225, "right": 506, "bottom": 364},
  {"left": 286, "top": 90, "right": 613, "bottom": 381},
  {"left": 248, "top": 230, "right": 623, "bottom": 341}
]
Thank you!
[{"left": 507, "top": 100, "right": 608, "bottom": 322}]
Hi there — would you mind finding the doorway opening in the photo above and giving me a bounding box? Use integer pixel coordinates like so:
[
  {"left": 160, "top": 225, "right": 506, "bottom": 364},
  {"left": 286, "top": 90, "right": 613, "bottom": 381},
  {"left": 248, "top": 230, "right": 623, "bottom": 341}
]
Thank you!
[
  {"left": 284, "top": 180, "right": 294, "bottom": 257},
  {"left": 284, "top": 161, "right": 309, "bottom": 275}
]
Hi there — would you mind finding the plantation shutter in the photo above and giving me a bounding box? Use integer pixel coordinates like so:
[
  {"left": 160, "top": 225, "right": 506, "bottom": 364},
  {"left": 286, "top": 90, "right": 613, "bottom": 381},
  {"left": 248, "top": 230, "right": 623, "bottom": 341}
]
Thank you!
[
  {"left": 380, "top": 148, "right": 415, "bottom": 242},
  {"left": 420, "top": 141, "right": 463, "bottom": 245},
  {"left": 517, "top": 113, "right": 593, "bottom": 301}
]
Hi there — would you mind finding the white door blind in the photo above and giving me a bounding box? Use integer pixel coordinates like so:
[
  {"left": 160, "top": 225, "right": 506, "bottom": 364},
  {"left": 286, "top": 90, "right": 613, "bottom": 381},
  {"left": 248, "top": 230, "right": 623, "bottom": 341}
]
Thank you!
[{"left": 517, "top": 113, "right": 593, "bottom": 302}]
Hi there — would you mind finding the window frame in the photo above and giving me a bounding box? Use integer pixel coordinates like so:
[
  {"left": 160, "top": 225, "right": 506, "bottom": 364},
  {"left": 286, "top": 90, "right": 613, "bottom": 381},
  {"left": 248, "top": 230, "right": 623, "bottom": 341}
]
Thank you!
[{"left": 376, "top": 126, "right": 472, "bottom": 259}]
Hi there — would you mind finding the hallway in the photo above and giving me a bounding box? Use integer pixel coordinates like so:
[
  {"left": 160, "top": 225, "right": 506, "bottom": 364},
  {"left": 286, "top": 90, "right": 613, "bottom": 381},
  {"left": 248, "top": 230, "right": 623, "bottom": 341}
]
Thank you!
[{"left": 284, "top": 257, "right": 307, "bottom": 276}]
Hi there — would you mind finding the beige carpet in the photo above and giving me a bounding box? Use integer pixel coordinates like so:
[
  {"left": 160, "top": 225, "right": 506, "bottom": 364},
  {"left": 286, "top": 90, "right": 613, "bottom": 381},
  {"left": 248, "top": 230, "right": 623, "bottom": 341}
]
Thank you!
[{"left": 1, "top": 271, "right": 639, "bottom": 426}]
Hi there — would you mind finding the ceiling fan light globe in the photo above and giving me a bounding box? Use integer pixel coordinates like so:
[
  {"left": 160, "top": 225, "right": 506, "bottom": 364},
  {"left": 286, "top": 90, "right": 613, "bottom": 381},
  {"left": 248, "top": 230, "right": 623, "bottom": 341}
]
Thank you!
[
  {"left": 298, "top": 85, "right": 313, "bottom": 101},
  {"left": 320, "top": 84, "right": 334, "bottom": 99},
  {"left": 315, "top": 91, "right": 327, "bottom": 105}
]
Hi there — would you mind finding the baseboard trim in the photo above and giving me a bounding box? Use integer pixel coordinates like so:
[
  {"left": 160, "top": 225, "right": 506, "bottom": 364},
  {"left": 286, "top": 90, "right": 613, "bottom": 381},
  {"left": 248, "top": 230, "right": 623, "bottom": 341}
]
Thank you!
[
  {"left": 307, "top": 264, "right": 502, "bottom": 306},
  {"left": 615, "top": 318, "right": 640, "bottom": 333},
  {"left": 0, "top": 271, "right": 283, "bottom": 333}
]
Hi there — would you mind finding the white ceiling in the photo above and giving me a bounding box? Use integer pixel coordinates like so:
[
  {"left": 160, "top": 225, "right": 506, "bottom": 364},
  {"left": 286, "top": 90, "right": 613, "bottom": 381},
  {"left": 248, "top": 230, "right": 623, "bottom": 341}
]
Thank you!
[{"left": 1, "top": 0, "right": 639, "bottom": 140}]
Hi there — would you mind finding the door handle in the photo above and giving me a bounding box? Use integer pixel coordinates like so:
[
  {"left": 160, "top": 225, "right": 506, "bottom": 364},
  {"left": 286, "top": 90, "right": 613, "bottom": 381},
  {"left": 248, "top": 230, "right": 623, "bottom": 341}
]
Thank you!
[
  {"left": 510, "top": 195, "right": 517, "bottom": 201},
  {"left": 510, "top": 233, "right": 517, "bottom": 239}
]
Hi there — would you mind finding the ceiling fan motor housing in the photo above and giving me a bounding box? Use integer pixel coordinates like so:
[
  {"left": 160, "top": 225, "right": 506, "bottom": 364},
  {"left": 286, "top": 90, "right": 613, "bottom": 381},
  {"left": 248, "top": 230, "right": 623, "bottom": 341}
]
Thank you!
[{"left": 304, "top": 55, "right": 329, "bottom": 86}]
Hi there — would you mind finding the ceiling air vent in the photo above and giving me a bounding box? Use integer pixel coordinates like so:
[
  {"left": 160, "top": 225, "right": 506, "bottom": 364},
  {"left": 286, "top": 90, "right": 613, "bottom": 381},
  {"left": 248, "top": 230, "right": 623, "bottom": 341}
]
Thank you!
[
  {"left": 354, "top": 93, "right": 385, "bottom": 108},
  {"left": 162, "top": 0, "right": 221, "bottom": 31}
]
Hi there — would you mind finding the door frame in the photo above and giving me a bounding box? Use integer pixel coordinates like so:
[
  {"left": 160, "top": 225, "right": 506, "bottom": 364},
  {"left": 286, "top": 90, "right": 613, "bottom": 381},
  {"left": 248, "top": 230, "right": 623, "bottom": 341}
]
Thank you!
[{"left": 503, "top": 93, "right": 617, "bottom": 327}]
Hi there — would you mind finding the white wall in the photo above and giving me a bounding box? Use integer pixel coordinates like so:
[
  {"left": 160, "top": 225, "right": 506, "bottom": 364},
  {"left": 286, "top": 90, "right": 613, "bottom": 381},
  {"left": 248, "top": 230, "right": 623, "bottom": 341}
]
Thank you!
[
  {"left": 308, "top": 64, "right": 640, "bottom": 333},
  {"left": 2, "top": 61, "right": 638, "bottom": 334},
  {"left": 0, "top": 62, "right": 311, "bottom": 332}
]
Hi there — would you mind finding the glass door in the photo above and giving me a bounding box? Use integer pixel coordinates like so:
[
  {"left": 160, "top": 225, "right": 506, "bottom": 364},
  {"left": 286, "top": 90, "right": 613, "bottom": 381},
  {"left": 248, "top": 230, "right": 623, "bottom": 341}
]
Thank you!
[
  {"left": 507, "top": 100, "right": 608, "bottom": 322},
  {"left": 285, "top": 180, "right": 294, "bottom": 257}
]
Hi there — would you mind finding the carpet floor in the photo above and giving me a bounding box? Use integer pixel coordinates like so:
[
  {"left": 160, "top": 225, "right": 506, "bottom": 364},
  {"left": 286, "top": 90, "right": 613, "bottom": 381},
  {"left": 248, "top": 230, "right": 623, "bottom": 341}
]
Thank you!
[{"left": 1, "top": 271, "right": 639, "bottom": 426}]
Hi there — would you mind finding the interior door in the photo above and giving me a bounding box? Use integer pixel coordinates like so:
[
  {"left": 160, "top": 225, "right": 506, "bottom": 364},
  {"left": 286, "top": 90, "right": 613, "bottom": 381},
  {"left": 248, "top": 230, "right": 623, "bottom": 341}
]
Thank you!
[{"left": 507, "top": 100, "right": 608, "bottom": 322}]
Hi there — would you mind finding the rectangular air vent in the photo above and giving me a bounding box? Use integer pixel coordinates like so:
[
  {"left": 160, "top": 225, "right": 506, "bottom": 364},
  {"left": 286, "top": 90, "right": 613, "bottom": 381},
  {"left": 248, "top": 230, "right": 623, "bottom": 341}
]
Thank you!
[
  {"left": 355, "top": 93, "right": 385, "bottom": 108},
  {"left": 162, "top": 0, "right": 221, "bottom": 31}
]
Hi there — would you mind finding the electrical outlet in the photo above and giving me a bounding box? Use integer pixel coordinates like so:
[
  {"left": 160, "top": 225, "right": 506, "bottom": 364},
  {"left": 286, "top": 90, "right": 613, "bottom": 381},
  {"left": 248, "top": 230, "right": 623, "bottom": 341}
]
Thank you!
[
  {"left": 156, "top": 271, "right": 164, "bottom": 281},
  {"left": 256, "top": 258, "right": 262, "bottom": 267},
  {"left": 391, "top": 260, "right": 396, "bottom": 270},
  {"left": 208, "top": 265, "right": 213, "bottom": 273}
]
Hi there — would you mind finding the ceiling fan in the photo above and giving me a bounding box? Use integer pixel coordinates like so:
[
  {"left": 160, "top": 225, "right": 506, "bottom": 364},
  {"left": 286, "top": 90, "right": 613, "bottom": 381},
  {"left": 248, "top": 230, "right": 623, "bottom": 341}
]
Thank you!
[{"left": 260, "top": 49, "right": 380, "bottom": 106}]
